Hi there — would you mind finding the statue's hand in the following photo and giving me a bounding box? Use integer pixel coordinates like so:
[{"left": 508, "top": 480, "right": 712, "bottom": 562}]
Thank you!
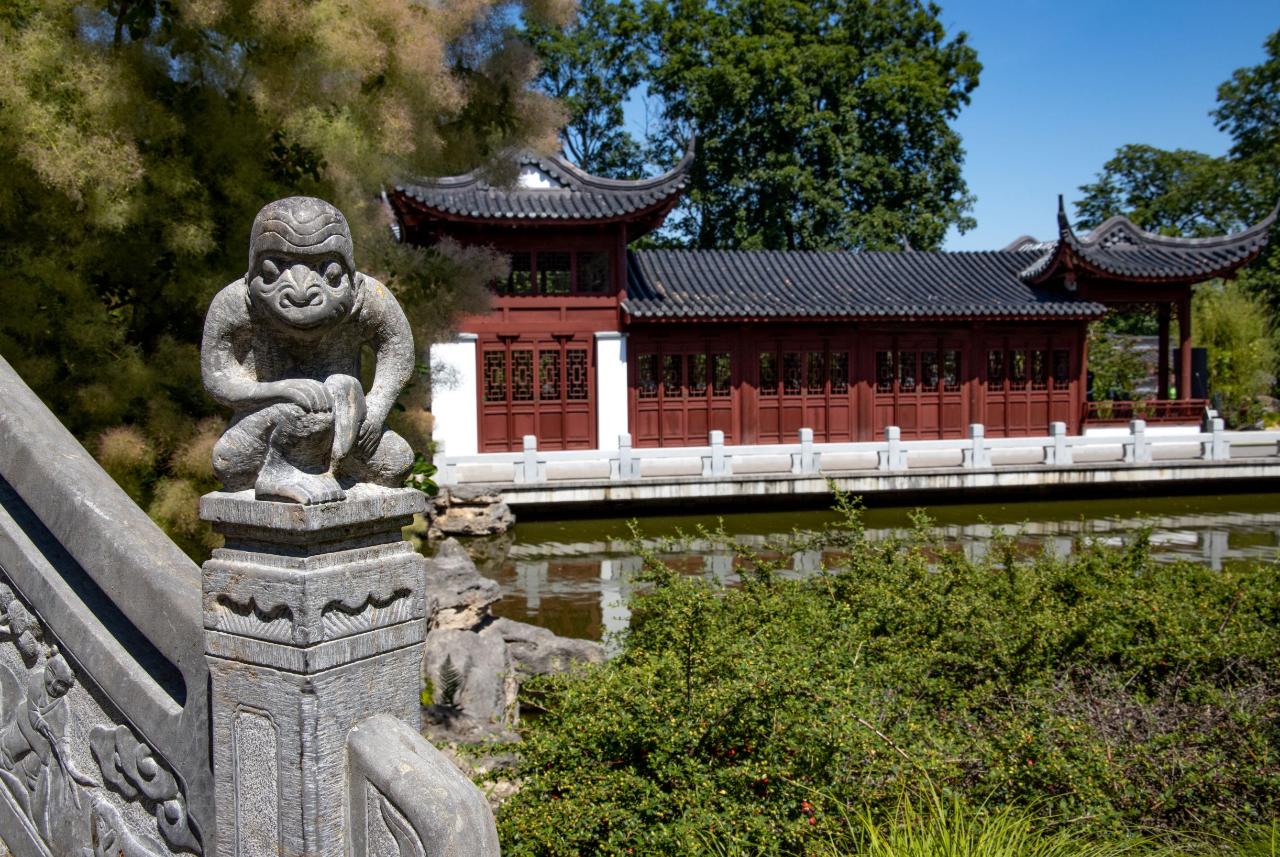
[
  {"left": 270, "top": 379, "right": 333, "bottom": 413},
  {"left": 355, "top": 417, "right": 382, "bottom": 459}
]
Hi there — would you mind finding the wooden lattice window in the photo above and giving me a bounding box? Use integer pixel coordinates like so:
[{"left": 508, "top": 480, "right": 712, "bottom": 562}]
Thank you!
[
  {"left": 507, "top": 253, "right": 533, "bottom": 295},
  {"left": 759, "top": 352, "right": 778, "bottom": 397},
  {"left": 566, "top": 349, "right": 589, "bottom": 400},
  {"left": 662, "top": 355, "right": 682, "bottom": 398},
  {"left": 537, "top": 252, "right": 571, "bottom": 295},
  {"left": 712, "top": 353, "right": 732, "bottom": 397},
  {"left": 483, "top": 352, "right": 506, "bottom": 402},
  {"left": 987, "top": 350, "right": 1004, "bottom": 387},
  {"left": 876, "top": 351, "right": 894, "bottom": 393},
  {"left": 943, "top": 351, "right": 961, "bottom": 392},
  {"left": 783, "top": 352, "right": 803, "bottom": 395},
  {"left": 898, "top": 352, "right": 917, "bottom": 393},
  {"left": 687, "top": 354, "right": 708, "bottom": 396},
  {"left": 1030, "top": 350, "right": 1048, "bottom": 391},
  {"left": 1010, "top": 350, "right": 1027, "bottom": 390},
  {"left": 577, "top": 252, "right": 609, "bottom": 293},
  {"left": 1052, "top": 349, "right": 1070, "bottom": 388},
  {"left": 830, "top": 352, "right": 849, "bottom": 395},
  {"left": 538, "top": 350, "right": 560, "bottom": 400},
  {"left": 921, "top": 352, "right": 940, "bottom": 391},
  {"left": 637, "top": 354, "right": 659, "bottom": 398},
  {"left": 806, "top": 352, "right": 825, "bottom": 394},
  {"left": 510, "top": 350, "right": 534, "bottom": 401}
]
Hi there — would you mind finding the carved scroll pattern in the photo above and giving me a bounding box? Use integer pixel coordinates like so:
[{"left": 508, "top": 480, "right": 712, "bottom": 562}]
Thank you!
[
  {"left": 0, "top": 573, "right": 201, "bottom": 855},
  {"left": 321, "top": 589, "right": 413, "bottom": 639},
  {"left": 213, "top": 595, "right": 294, "bottom": 642}
]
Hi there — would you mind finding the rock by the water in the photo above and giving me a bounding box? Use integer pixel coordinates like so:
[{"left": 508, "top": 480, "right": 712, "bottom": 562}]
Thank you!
[
  {"left": 427, "top": 538, "right": 501, "bottom": 631},
  {"left": 490, "top": 617, "right": 605, "bottom": 677},
  {"left": 423, "top": 625, "right": 517, "bottom": 727},
  {"left": 432, "top": 487, "right": 515, "bottom": 536},
  {"left": 422, "top": 535, "right": 605, "bottom": 746}
]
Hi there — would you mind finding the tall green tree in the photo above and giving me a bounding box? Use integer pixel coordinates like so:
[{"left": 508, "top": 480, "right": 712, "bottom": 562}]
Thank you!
[
  {"left": 0, "top": 0, "right": 569, "bottom": 553},
  {"left": 526, "top": 0, "right": 648, "bottom": 177},
  {"left": 642, "top": 0, "right": 981, "bottom": 250}
]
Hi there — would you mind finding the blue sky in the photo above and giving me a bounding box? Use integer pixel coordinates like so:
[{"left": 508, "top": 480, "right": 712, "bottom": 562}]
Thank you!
[
  {"left": 938, "top": 1, "right": 1277, "bottom": 250},
  {"left": 621, "top": 2, "right": 1277, "bottom": 251}
]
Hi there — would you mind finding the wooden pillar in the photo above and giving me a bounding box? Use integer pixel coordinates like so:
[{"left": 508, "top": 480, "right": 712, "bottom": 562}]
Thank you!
[
  {"left": 1157, "top": 304, "right": 1171, "bottom": 400},
  {"left": 1076, "top": 322, "right": 1089, "bottom": 433},
  {"left": 1177, "top": 291, "right": 1193, "bottom": 400}
]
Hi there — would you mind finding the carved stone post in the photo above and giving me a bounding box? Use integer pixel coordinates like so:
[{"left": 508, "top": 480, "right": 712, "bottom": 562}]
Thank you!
[
  {"left": 196, "top": 196, "right": 499, "bottom": 857},
  {"left": 200, "top": 486, "right": 429, "bottom": 856}
]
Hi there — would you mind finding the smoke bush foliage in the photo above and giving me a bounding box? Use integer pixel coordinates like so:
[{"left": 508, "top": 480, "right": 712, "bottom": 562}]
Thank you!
[
  {"left": 0, "top": 0, "right": 570, "bottom": 555},
  {"left": 496, "top": 498, "right": 1280, "bottom": 855}
]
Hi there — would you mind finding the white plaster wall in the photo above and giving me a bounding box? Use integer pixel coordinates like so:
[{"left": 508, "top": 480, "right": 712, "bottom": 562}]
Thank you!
[
  {"left": 431, "top": 334, "right": 479, "bottom": 456},
  {"left": 595, "top": 332, "right": 629, "bottom": 450}
]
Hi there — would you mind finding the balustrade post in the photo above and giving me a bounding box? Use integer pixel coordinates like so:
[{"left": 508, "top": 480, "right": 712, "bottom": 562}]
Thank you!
[
  {"left": 962, "top": 423, "right": 990, "bottom": 468},
  {"left": 614, "top": 432, "right": 637, "bottom": 479},
  {"left": 1207, "top": 417, "right": 1230, "bottom": 461},
  {"left": 1125, "top": 419, "right": 1150, "bottom": 464},
  {"left": 878, "top": 426, "right": 906, "bottom": 471},
  {"left": 433, "top": 440, "right": 456, "bottom": 486},
  {"left": 517, "top": 434, "right": 544, "bottom": 484},
  {"left": 1045, "top": 421, "right": 1072, "bottom": 465},
  {"left": 704, "top": 430, "right": 729, "bottom": 476},
  {"left": 793, "top": 427, "right": 818, "bottom": 475}
]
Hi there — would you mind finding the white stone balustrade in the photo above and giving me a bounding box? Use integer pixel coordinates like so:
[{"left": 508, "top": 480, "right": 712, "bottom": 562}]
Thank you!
[{"left": 433, "top": 417, "right": 1265, "bottom": 493}]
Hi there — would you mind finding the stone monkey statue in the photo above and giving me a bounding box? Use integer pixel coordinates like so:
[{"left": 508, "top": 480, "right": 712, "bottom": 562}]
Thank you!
[{"left": 201, "top": 197, "right": 415, "bottom": 504}]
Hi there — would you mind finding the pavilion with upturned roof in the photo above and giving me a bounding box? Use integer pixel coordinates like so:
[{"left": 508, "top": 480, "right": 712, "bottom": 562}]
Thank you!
[{"left": 386, "top": 152, "right": 1276, "bottom": 455}]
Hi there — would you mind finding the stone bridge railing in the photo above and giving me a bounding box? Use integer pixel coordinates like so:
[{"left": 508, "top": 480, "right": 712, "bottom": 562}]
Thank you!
[{"left": 0, "top": 353, "right": 498, "bottom": 856}]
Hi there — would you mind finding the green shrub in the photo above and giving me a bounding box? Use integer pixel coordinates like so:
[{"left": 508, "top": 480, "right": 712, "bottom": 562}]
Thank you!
[
  {"left": 495, "top": 499, "right": 1280, "bottom": 855},
  {"left": 1194, "top": 281, "right": 1279, "bottom": 426}
]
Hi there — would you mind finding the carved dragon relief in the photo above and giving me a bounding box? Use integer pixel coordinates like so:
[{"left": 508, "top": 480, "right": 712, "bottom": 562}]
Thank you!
[{"left": 0, "top": 575, "right": 201, "bottom": 856}]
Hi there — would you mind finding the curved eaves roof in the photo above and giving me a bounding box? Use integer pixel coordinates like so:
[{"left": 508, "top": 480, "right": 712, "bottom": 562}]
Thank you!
[
  {"left": 625, "top": 249, "right": 1107, "bottom": 321},
  {"left": 393, "top": 147, "right": 693, "bottom": 222},
  {"left": 1020, "top": 201, "right": 1278, "bottom": 284}
]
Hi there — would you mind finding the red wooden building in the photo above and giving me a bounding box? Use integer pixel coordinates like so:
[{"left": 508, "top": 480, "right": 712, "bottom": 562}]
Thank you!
[{"left": 387, "top": 151, "right": 1277, "bottom": 454}]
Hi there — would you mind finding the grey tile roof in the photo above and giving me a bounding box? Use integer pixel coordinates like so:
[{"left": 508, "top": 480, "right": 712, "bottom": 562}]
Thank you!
[
  {"left": 625, "top": 249, "right": 1108, "bottom": 321},
  {"left": 1020, "top": 198, "right": 1278, "bottom": 284},
  {"left": 392, "top": 147, "right": 692, "bottom": 222}
]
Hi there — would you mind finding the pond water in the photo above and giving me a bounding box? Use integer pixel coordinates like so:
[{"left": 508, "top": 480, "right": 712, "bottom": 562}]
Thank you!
[{"left": 439, "top": 492, "right": 1280, "bottom": 643}]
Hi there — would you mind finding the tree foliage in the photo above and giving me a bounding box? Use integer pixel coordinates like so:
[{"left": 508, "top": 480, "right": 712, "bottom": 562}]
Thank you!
[
  {"left": 529, "top": 0, "right": 982, "bottom": 250},
  {"left": 642, "top": 0, "right": 981, "bottom": 251},
  {"left": 525, "top": 0, "right": 647, "bottom": 177},
  {"left": 1086, "top": 325, "right": 1150, "bottom": 403},
  {"left": 0, "top": 0, "right": 570, "bottom": 554},
  {"left": 1194, "top": 281, "right": 1278, "bottom": 424}
]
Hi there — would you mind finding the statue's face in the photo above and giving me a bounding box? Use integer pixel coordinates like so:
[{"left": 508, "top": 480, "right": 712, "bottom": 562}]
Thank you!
[
  {"left": 44, "top": 660, "right": 72, "bottom": 698},
  {"left": 249, "top": 253, "right": 356, "bottom": 331}
]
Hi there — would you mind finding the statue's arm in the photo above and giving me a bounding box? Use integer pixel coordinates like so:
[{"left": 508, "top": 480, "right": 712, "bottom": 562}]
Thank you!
[
  {"left": 357, "top": 275, "right": 415, "bottom": 432},
  {"left": 201, "top": 282, "right": 305, "bottom": 410}
]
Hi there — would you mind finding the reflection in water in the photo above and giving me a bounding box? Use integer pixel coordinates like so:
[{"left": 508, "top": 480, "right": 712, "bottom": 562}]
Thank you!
[{"left": 442, "top": 493, "right": 1280, "bottom": 642}]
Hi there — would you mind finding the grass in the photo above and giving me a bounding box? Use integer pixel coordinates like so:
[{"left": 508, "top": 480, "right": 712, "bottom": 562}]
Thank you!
[{"left": 701, "top": 787, "right": 1280, "bottom": 857}]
